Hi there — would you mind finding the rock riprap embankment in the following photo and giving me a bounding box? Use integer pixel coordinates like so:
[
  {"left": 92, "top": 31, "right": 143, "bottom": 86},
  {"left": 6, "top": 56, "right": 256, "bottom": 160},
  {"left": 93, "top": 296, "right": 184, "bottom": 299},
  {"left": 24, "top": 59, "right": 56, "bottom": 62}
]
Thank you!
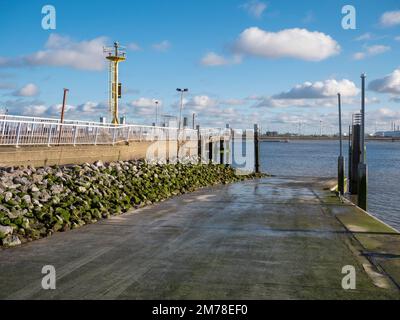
[{"left": 0, "top": 160, "right": 260, "bottom": 247}]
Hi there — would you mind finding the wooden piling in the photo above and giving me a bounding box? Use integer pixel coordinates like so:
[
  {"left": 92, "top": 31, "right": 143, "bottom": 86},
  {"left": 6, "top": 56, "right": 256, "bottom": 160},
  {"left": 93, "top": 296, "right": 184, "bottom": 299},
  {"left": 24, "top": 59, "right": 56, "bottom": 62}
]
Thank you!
[
  {"left": 348, "top": 125, "right": 352, "bottom": 193},
  {"left": 220, "top": 138, "right": 224, "bottom": 165},
  {"left": 350, "top": 124, "right": 361, "bottom": 194},
  {"left": 254, "top": 124, "right": 260, "bottom": 173},
  {"left": 208, "top": 140, "right": 213, "bottom": 163},
  {"left": 338, "top": 156, "right": 345, "bottom": 195},
  {"left": 196, "top": 125, "right": 201, "bottom": 164}
]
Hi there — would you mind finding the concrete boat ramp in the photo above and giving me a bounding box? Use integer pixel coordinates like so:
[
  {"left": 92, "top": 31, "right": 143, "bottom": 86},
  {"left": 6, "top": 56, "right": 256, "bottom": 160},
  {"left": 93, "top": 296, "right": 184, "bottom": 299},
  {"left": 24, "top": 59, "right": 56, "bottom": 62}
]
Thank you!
[{"left": 0, "top": 177, "right": 399, "bottom": 299}]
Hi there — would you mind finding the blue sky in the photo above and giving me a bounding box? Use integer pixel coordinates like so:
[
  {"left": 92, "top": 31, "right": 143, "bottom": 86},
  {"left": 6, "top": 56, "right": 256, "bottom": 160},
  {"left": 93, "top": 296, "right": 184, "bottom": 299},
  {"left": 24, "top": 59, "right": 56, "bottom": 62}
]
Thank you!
[{"left": 0, "top": 0, "right": 400, "bottom": 133}]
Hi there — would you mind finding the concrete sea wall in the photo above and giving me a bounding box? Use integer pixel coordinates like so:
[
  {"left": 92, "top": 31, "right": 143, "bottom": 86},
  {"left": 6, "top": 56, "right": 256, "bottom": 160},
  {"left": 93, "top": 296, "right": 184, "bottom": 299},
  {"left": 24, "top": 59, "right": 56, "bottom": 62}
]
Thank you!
[{"left": 0, "top": 140, "right": 198, "bottom": 168}]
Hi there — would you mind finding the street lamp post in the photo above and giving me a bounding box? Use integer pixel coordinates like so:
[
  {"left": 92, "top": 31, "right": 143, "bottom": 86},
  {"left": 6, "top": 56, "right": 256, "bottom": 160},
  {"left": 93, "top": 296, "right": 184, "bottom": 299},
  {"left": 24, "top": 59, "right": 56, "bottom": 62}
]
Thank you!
[
  {"left": 337, "top": 93, "right": 344, "bottom": 195},
  {"left": 176, "top": 88, "right": 189, "bottom": 161},
  {"left": 57, "top": 88, "right": 69, "bottom": 146},
  {"left": 176, "top": 88, "right": 188, "bottom": 131},
  {"left": 358, "top": 73, "right": 368, "bottom": 210},
  {"left": 155, "top": 100, "right": 159, "bottom": 126}
]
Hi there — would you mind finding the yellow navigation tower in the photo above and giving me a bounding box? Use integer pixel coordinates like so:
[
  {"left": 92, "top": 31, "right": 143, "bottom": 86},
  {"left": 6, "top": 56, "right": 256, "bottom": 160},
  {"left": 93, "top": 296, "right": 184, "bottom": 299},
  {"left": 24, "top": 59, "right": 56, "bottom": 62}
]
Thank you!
[{"left": 103, "top": 42, "right": 126, "bottom": 124}]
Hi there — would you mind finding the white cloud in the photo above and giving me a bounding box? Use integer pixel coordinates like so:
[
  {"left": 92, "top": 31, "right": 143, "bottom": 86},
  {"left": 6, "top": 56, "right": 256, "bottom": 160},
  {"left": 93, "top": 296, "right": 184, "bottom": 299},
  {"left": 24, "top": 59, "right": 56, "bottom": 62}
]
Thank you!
[
  {"left": 200, "top": 52, "right": 242, "bottom": 66},
  {"left": 76, "top": 101, "right": 102, "bottom": 113},
  {"left": 13, "top": 83, "right": 40, "bottom": 97},
  {"left": 252, "top": 96, "right": 338, "bottom": 109},
  {"left": 353, "top": 52, "right": 366, "bottom": 60},
  {"left": 0, "top": 34, "right": 107, "bottom": 71},
  {"left": 240, "top": 1, "right": 267, "bottom": 18},
  {"left": 369, "top": 68, "right": 400, "bottom": 94},
  {"left": 355, "top": 33, "right": 373, "bottom": 41},
  {"left": 353, "top": 45, "right": 391, "bottom": 60},
  {"left": 48, "top": 103, "right": 76, "bottom": 116},
  {"left": 220, "top": 98, "right": 246, "bottom": 105},
  {"left": 127, "top": 42, "right": 141, "bottom": 51},
  {"left": 233, "top": 27, "right": 340, "bottom": 61},
  {"left": 128, "top": 98, "right": 162, "bottom": 118},
  {"left": 368, "top": 45, "right": 391, "bottom": 55},
  {"left": 186, "top": 95, "right": 218, "bottom": 109},
  {"left": 22, "top": 105, "right": 47, "bottom": 116},
  {"left": 273, "top": 79, "right": 359, "bottom": 99},
  {"left": 380, "top": 10, "right": 400, "bottom": 27},
  {"left": 152, "top": 40, "right": 171, "bottom": 52},
  {"left": 369, "top": 108, "right": 400, "bottom": 128},
  {"left": 130, "top": 97, "right": 161, "bottom": 108}
]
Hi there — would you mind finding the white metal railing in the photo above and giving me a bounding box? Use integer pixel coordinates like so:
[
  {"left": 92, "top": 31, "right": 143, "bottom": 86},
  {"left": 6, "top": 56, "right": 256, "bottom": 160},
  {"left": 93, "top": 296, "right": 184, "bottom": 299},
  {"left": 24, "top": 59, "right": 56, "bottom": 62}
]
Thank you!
[
  {"left": 0, "top": 114, "right": 107, "bottom": 126},
  {"left": 0, "top": 117, "right": 231, "bottom": 147}
]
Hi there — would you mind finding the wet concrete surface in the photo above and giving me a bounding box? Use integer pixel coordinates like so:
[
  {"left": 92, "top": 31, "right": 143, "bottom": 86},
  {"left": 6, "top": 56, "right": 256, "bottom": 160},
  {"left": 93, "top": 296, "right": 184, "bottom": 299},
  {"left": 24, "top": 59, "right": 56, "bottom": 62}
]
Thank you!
[{"left": 0, "top": 177, "right": 399, "bottom": 299}]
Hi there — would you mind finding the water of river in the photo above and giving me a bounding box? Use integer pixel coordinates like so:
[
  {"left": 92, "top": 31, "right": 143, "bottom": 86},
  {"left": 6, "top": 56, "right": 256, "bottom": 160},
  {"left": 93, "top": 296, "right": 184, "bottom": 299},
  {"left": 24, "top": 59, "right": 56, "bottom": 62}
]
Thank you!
[{"left": 259, "top": 140, "right": 400, "bottom": 231}]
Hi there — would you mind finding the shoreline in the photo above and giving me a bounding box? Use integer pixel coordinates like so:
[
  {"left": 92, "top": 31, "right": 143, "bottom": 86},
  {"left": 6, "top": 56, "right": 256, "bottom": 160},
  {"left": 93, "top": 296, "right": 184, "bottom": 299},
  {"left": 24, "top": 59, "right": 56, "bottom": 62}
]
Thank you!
[{"left": 260, "top": 137, "right": 400, "bottom": 142}]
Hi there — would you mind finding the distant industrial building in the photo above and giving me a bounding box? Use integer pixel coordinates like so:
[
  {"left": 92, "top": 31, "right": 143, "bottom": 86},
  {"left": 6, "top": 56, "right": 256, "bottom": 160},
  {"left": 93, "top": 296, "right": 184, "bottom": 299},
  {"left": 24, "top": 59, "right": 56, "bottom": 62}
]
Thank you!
[{"left": 374, "top": 131, "right": 400, "bottom": 137}]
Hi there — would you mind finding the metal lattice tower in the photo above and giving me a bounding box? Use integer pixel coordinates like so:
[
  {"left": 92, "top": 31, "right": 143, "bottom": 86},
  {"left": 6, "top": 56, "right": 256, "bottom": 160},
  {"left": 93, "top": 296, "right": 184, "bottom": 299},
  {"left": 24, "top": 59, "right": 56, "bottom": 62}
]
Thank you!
[{"left": 103, "top": 42, "right": 126, "bottom": 125}]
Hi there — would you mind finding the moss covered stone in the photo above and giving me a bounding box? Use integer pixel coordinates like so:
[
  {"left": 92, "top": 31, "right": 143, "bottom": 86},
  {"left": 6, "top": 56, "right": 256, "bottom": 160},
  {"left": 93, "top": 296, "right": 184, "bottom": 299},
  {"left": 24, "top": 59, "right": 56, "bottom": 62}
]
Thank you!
[{"left": 0, "top": 160, "right": 264, "bottom": 246}]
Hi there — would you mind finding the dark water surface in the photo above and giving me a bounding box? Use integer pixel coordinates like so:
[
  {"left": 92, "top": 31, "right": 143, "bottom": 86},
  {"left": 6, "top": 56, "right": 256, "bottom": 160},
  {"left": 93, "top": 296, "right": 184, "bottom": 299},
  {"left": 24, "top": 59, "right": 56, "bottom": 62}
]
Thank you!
[{"left": 259, "top": 140, "right": 400, "bottom": 231}]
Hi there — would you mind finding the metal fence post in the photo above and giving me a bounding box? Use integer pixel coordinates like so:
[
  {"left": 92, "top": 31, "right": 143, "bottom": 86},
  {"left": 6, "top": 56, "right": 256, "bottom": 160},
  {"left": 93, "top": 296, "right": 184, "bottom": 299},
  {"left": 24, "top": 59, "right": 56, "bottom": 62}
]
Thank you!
[
  {"left": 47, "top": 124, "right": 53, "bottom": 147},
  {"left": 1, "top": 120, "right": 6, "bottom": 137},
  {"left": 358, "top": 73, "right": 368, "bottom": 210},
  {"left": 94, "top": 127, "right": 99, "bottom": 145},
  {"left": 126, "top": 126, "right": 131, "bottom": 142},
  {"left": 112, "top": 127, "right": 116, "bottom": 145},
  {"left": 15, "top": 122, "right": 21, "bottom": 148},
  {"left": 73, "top": 125, "right": 78, "bottom": 146}
]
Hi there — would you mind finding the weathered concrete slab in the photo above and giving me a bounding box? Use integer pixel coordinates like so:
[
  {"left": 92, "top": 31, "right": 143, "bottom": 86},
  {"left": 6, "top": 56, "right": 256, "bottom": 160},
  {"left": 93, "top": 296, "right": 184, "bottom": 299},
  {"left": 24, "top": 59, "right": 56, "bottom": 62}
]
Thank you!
[{"left": 0, "top": 177, "right": 399, "bottom": 299}]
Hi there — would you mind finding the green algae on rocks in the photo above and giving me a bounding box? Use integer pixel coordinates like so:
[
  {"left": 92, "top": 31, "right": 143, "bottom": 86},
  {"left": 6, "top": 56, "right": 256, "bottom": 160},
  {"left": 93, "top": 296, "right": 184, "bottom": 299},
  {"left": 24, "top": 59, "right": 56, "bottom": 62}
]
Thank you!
[{"left": 0, "top": 160, "right": 263, "bottom": 247}]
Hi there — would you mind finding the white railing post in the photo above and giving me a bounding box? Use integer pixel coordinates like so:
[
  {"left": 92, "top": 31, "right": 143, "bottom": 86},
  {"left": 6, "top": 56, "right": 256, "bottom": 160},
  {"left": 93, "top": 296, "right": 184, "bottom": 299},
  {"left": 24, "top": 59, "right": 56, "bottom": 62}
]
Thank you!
[
  {"left": 126, "top": 126, "right": 131, "bottom": 142},
  {"left": 15, "top": 122, "right": 21, "bottom": 147},
  {"left": 73, "top": 125, "right": 78, "bottom": 146},
  {"left": 1, "top": 120, "right": 5, "bottom": 137},
  {"left": 47, "top": 124, "right": 53, "bottom": 147},
  {"left": 30, "top": 123, "right": 35, "bottom": 142},
  {"left": 112, "top": 127, "right": 116, "bottom": 145},
  {"left": 94, "top": 127, "right": 99, "bottom": 145}
]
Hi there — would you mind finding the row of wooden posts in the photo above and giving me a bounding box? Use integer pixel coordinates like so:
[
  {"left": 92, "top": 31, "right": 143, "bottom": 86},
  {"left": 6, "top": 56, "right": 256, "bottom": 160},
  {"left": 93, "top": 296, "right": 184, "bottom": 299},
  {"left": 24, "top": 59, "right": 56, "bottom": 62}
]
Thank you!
[
  {"left": 337, "top": 74, "right": 368, "bottom": 211},
  {"left": 194, "top": 124, "right": 260, "bottom": 174}
]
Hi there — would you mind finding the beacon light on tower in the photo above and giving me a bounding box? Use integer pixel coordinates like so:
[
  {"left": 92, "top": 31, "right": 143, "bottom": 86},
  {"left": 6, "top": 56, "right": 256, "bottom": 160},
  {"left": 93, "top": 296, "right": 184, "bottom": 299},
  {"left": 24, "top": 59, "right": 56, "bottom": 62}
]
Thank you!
[{"left": 103, "top": 42, "right": 126, "bottom": 125}]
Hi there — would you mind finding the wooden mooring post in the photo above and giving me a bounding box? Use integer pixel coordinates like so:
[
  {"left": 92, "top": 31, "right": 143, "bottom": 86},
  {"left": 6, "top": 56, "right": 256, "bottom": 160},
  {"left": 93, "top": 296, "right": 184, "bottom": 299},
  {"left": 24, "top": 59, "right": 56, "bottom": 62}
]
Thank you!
[
  {"left": 208, "top": 140, "right": 213, "bottom": 163},
  {"left": 254, "top": 124, "right": 260, "bottom": 173},
  {"left": 350, "top": 123, "right": 361, "bottom": 194},
  {"left": 196, "top": 125, "right": 201, "bottom": 164},
  {"left": 348, "top": 125, "right": 352, "bottom": 193},
  {"left": 219, "top": 138, "right": 224, "bottom": 165}
]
